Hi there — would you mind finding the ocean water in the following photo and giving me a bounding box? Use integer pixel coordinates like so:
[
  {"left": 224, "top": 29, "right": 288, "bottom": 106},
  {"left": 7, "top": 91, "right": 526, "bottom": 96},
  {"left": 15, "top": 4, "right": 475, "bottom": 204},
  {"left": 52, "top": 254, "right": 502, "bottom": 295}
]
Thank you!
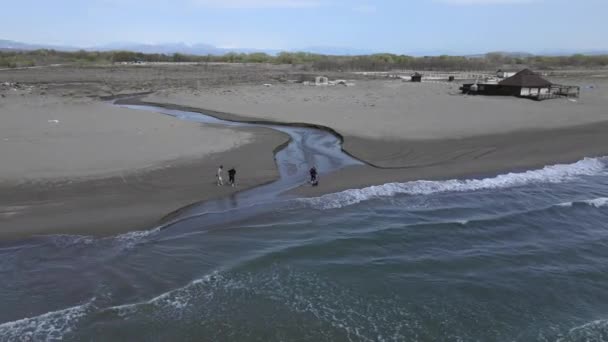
[
  {"left": 2, "top": 106, "right": 608, "bottom": 341},
  {"left": 2, "top": 158, "right": 608, "bottom": 341}
]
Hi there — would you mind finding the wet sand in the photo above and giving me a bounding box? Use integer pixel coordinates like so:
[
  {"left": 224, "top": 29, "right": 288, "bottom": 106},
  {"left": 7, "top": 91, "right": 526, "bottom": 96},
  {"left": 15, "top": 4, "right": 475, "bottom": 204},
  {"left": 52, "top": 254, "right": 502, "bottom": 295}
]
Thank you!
[
  {"left": 295, "top": 120, "right": 608, "bottom": 197},
  {"left": 0, "top": 131, "right": 286, "bottom": 239}
]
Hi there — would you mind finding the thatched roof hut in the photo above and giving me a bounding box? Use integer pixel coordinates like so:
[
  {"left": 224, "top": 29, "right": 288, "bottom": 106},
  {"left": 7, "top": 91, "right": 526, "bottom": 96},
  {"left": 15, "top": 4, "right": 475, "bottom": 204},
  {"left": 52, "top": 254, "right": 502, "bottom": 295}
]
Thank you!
[
  {"left": 462, "top": 69, "right": 578, "bottom": 100},
  {"left": 498, "top": 69, "right": 552, "bottom": 88}
]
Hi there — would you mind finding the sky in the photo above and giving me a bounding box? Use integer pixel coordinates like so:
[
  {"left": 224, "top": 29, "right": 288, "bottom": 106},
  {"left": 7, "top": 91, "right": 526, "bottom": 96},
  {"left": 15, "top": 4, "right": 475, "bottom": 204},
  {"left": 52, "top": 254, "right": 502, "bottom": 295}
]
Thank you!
[{"left": 1, "top": 0, "right": 607, "bottom": 54}]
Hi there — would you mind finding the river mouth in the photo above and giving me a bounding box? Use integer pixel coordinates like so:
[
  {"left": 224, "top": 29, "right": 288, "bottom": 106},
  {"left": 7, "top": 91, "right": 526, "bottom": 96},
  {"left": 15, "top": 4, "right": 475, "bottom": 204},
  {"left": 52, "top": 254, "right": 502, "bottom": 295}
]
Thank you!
[
  {"left": 2, "top": 102, "right": 608, "bottom": 341},
  {"left": 114, "top": 103, "right": 362, "bottom": 233}
]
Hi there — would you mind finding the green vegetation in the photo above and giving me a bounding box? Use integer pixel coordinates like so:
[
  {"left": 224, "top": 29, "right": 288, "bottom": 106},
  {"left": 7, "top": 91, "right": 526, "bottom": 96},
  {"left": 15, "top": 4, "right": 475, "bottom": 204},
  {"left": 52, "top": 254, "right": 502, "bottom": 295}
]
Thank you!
[{"left": 1, "top": 49, "right": 607, "bottom": 71}]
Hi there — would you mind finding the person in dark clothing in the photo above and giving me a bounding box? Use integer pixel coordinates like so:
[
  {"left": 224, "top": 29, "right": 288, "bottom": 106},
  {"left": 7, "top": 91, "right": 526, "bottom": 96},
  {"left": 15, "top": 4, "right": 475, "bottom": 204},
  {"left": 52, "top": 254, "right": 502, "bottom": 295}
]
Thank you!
[
  {"left": 309, "top": 166, "right": 318, "bottom": 186},
  {"left": 228, "top": 168, "right": 236, "bottom": 187}
]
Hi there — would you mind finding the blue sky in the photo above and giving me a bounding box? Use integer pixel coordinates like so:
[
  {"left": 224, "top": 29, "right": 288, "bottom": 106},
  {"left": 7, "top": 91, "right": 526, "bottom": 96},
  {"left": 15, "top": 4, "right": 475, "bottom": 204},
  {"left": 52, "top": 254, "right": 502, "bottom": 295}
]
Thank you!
[{"left": 1, "top": 0, "right": 607, "bottom": 54}]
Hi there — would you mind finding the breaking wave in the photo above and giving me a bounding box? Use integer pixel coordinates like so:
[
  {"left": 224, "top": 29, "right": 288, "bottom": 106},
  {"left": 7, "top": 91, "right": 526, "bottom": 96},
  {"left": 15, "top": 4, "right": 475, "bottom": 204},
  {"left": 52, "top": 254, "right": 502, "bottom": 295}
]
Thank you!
[
  {"left": 47, "top": 234, "right": 95, "bottom": 248},
  {"left": 559, "top": 197, "right": 608, "bottom": 209},
  {"left": 0, "top": 298, "right": 96, "bottom": 342},
  {"left": 43, "top": 227, "right": 162, "bottom": 250},
  {"left": 301, "top": 157, "right": 607, "bottom": 210},
  {"left": 112, "top": 227, "right": 161, "bottom": 249},
  {"left": 106, "top": 271, "right": 233, "bottom": 316},
  {"left": 557, "top": 319, "right": 608, "bottom": 342}
]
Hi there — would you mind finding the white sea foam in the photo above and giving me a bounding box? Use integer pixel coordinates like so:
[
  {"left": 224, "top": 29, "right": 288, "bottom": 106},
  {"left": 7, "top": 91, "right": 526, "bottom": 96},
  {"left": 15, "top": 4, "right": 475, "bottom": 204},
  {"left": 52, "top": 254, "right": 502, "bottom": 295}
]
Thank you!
[
  {"left": 0, "top": 273, "right": 234, "bottom": 340},
  {"left": 583, "top": 197, "right": 608, "bottom": 208},
  {"left": 113, "top": 227, "right": 161, "bottom": 248},
  {"left": 48, "top": 234, "right": 94, "bottom": 247},
  {"left": 0, "top": 298, "right": 95, "bottom": 342},
  {"left": 43, "top": 227, "right": 161, "bottom": 250},
  {"left": 559, "top": 197, "right": 608, "bottom": 209},
  {"left": 301, "top": 157, "right": 607, "bottom": 210},
  {"left": 557, "top": 319, "right": 608, "bottom": 342},
  {"left": 107, "top": 271, "right": 235, "bottom": 316}
]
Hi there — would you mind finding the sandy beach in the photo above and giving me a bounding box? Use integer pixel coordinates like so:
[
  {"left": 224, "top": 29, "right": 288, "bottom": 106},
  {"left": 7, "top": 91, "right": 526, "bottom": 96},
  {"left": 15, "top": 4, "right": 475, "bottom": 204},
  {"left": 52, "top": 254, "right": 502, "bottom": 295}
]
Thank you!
[
  {"left": 146, "top": 79, "right": 608, "bottom": 143},
  {"left": 1, "top": 64, "right": 608, "bottom": 237},
  {"left": 0, "top": 80, "right": 288, "bottom": 238},
  {"left": 142, "top": 75, "right": 608, "bottom": 196},
  {"left": 0, "top": 95, "right": 258, "bottom": 182}
]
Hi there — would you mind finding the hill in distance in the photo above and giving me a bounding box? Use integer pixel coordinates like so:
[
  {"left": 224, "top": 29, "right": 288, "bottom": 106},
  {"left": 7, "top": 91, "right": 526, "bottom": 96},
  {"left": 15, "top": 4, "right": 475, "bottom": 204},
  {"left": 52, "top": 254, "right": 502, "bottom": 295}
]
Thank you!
[{"left": 1, "top": 39, "right": 606, "bottom": 57}]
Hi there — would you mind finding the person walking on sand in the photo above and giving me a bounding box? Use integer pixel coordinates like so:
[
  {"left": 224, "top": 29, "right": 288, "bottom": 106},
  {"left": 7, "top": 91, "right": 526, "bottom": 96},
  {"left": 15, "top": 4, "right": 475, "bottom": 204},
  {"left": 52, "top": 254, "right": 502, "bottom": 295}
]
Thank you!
[
  {"left": 309, "top": 166, "right": 318, "bottom": 186},
  {"left": 216, "top": 165, "right": 224, "bottom": 186},
  {"left": 228, "top": 167, "right": 236, "bottom": 187}
]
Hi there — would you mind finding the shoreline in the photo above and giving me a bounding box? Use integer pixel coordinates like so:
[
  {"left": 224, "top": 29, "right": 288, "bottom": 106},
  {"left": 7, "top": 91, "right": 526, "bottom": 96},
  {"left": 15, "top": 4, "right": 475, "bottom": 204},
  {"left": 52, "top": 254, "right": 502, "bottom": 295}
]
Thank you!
[
  {"left": 0, "top": 96, "right": 290, "bottom": 240},
  {"left": 0, "top": 137, "right": 288, "bottom": 240},
  {"left": 2, "top": 64, "right": 608, "bottom": 239},
  {"left": 3, "top": 95, "right": 608, "bottom": 240},
  {"left": 129, "top": 97, "right": 608, "bottom": 198}
]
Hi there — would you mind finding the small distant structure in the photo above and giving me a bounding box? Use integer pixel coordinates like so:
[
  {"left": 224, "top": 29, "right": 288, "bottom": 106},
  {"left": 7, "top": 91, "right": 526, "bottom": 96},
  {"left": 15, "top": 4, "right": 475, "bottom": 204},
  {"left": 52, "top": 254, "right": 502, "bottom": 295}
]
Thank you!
[
  {"left": 411, "top": 72, "right": 423, "bottom": 82},
  {"left": 461, "top": 69, "right": 580, "bottom": 100},
  {"left": 315, "top": 76, "right": 329, "bottom": 86},
  {"left": 496, "top": 69, "right": 517, "bottom": 79},
  {"left": 301, "top": 76, "right": 354, "bottom": 87}
]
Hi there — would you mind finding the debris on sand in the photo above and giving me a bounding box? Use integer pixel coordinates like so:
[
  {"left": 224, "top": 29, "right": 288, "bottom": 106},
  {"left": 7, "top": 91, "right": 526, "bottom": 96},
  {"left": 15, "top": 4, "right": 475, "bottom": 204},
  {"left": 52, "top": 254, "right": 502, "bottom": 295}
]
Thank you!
[
  {"left": 1, "top": 82, "right": 35, "bottom": 93},
  {"left": 333, "top": 79, "right": 355, "bottom": 86},
  {"left": 1, "top": 82, "right": 18, "bottom": 90},
  {"left": 300, "top": 76, "right": 354, "bottom": 87},
  {"left": 315, "top": 76, "right": 329, "bottom": 86}
]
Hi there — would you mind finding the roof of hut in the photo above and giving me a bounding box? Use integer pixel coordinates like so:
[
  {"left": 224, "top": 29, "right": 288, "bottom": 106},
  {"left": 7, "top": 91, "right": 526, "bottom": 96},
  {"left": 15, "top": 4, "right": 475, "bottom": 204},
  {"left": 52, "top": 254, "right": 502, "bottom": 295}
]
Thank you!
[{"left": 498, "top": 69, "right": 552, "bottom": 87}]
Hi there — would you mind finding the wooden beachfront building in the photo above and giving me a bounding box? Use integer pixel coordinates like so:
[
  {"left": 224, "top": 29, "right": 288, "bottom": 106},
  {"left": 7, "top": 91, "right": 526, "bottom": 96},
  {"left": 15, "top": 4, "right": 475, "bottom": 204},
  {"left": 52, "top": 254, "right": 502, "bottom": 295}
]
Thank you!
[
  {"left": 461, "top": 69, "right": 580, "bottom": 100},
  {"left": 496, "top": 69, "right": 517, "bottom": 79}
]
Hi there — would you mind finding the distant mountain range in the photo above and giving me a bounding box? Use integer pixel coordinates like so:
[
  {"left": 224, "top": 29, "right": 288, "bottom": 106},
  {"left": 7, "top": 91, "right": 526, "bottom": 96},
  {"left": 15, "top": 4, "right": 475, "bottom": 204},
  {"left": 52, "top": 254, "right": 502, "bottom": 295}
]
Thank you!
[
  {"left": 0, "top": 39, "right": 79, "bottom": 52},
  {"left": 1, "top": 39, "right": 606, "bottom": 57},
  {"left": 0, "top": 39, "right": 268, "bottom": 55},
  {"left": 0, "top": 39, "right": 372, "bottom": 56},
  {"left": 94, "top": 42, "right": 286, "bottom": 55}
]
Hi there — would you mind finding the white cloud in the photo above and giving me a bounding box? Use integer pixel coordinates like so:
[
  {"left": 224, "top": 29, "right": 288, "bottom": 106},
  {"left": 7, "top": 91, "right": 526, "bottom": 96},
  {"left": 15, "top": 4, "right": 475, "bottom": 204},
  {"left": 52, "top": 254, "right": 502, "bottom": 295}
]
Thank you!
[
  {"left": 191, "top": 0, "right": 324, "bottom": 8},
  {"left": 437, "top": 0, "right": 538, "bottom": 4}
]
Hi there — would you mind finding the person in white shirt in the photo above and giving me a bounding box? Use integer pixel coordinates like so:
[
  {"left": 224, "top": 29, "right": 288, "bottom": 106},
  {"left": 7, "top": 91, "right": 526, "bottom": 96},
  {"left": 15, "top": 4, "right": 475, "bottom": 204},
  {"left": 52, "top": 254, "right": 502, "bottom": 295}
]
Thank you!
[{"left": 216, "top": 165, "right": 224, "bottom": 186}]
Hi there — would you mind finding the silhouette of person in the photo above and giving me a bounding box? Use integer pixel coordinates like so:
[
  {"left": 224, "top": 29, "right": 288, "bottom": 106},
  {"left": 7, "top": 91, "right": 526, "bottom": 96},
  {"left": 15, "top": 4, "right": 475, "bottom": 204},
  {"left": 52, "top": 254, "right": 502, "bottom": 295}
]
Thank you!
[
  {"left": 228, "top": 168, "right": 236, "bottom": 187},
  {"left": 309, "top": 166, "right": 318, "bottom": 185}
]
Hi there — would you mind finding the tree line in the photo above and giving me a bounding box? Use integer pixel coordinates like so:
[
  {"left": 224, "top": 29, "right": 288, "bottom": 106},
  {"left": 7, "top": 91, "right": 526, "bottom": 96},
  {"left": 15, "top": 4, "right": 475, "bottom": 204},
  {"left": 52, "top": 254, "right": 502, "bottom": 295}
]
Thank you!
[{"left": 1, "top": 49, "right": 607, "bottom": 71}]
